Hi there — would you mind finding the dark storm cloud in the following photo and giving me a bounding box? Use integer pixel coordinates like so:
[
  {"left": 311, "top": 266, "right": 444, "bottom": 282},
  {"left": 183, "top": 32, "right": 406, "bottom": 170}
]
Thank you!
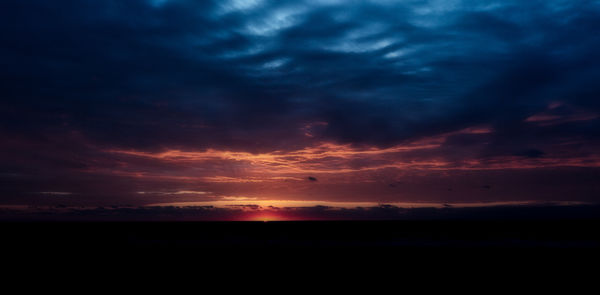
[
  {"left": 2, "top": 0, "right": 599, "bottom": 152},
  {"left": 2, "top": 0, "right": 600, "bottom": 205}
]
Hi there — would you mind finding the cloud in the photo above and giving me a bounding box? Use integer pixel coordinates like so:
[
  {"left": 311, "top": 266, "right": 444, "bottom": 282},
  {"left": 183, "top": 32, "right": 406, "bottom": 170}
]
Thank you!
[
  {"left": 38, "top": 192, "right": 73, "bottom": 196},
  {"left": 1, "top": 0, "right": 600, "bottom": 206},
  {"left": 515, "top": 149, "right": 545, "bottom": 159},
  {"left": 136, "top": 191, "right": 210, "bottom": 195},
  {"left": 2, "top": 0, "right": 599, "bottom": 152}
]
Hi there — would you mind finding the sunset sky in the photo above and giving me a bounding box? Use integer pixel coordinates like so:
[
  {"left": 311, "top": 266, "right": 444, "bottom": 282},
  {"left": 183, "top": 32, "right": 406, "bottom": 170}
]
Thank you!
[{"left": 1, "top": 0, "right": 599, "bottom": 220}]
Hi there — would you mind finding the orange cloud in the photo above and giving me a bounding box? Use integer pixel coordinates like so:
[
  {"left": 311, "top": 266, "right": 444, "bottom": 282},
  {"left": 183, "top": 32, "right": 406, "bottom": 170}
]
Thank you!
[{"left": 90, "top": 125, "right": 600, "bottom": 187}]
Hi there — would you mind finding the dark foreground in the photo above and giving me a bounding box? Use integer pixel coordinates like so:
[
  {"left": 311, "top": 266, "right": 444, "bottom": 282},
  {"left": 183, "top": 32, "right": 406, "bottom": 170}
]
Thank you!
[
  {"left": 3, "top": 220, "right": 599, "bottom": 281},
  {"left": 3, "top": 219, "right": 599, "bottom": 250}
]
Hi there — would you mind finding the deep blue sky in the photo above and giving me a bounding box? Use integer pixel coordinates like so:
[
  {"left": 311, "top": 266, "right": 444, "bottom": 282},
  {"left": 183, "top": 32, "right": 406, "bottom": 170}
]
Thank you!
[{"left": 1, "top": 1, "right": 599, "bottom": 212}]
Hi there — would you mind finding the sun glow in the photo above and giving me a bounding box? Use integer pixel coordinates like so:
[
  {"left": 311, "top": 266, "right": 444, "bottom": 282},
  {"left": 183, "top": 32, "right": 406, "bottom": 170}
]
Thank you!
[{"left": 245, "top": 213, "right": 289, "bottom": 222}]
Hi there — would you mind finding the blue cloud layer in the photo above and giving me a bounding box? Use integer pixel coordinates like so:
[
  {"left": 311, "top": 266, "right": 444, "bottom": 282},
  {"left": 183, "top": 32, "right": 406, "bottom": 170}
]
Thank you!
[
  {"left": 2, "top": 0, "right": 599, "bottom": 150},
  {"left": 1, "top": 0, "right": 600, "bottom": 204}
]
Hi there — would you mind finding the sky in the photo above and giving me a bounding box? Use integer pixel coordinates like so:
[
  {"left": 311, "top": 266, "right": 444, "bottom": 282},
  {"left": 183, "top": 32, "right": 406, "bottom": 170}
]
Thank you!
[{"left": 1, "top": 0, "right": 600, "bottom": 220}]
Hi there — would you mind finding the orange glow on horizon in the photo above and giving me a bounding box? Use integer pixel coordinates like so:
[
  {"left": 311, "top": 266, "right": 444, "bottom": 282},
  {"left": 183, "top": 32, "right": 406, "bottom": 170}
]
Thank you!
[{"left": 243, "top": 213, "right": 290, "bottom": 222}]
